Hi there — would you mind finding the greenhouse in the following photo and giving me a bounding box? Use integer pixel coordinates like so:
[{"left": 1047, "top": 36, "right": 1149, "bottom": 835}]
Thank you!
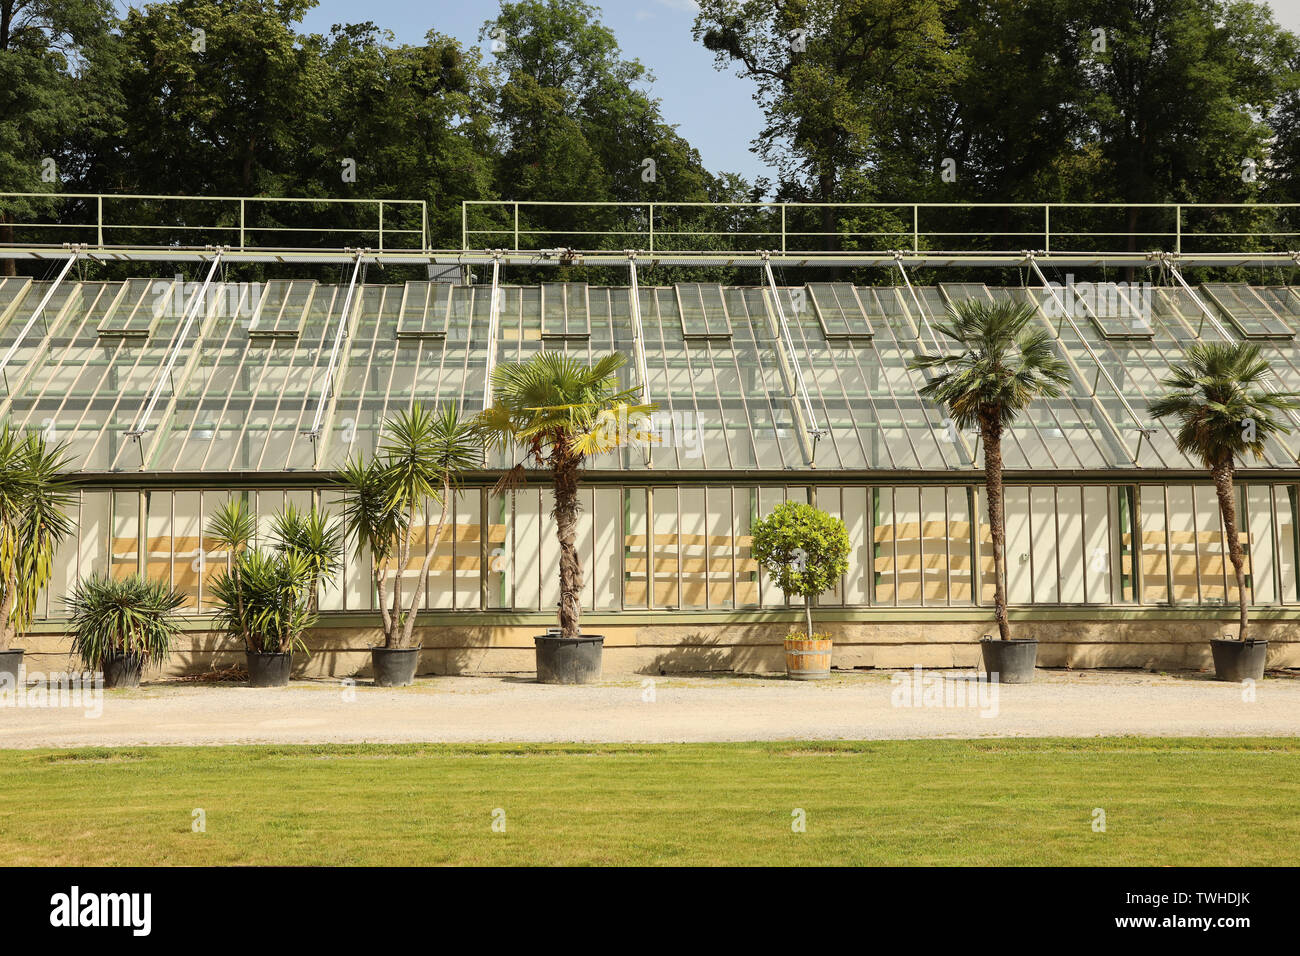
[{"left": 6, "top": 197, "right": 1300, "bottom": 676}]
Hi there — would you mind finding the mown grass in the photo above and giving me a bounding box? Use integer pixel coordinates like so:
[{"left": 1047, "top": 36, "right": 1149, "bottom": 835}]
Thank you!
[{"left": 0, "top": 738, "right": 1296, "bottom": 866}]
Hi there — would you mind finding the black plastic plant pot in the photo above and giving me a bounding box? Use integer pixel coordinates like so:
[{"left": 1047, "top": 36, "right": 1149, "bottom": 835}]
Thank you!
[
  {"left": 0, "top": 649, "right": 22, "bottom": 685},
  {"left": 1210, "top": 638, "right": 1268, "bottom": 682},
  {"left": 980, "top": 636, "right": 1038, "bottom": 684},
  {"left": 246, "top": 651, "right": 292, "bottom": 688},
  {"left": 534, "top": 634, "right": 604, "bottom": 685},
  {"left": 371, "top": 646, "right": 422, "bottom": 687},
  {"left": 102, "top": 655, "right": 144, "bottom": 690}
]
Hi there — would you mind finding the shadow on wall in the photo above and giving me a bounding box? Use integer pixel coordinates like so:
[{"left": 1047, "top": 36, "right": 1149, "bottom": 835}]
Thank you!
[{"left": 641, "top": 630, "right": 781, "bottom": 676}]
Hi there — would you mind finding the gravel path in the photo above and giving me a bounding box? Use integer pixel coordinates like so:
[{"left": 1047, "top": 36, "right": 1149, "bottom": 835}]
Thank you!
[{"left": 2, "top": 669, "right": 1297, "bottom": 748}]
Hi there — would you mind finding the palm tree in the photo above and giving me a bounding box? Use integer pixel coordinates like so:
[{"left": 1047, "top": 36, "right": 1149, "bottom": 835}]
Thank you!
[
  {"left": 476, "top": 352, "right": 655, "bottom": 639},
  {"left": 337, "top": 403, "right": 481, "bottom": 648},
  {"left": 908, "top": 299, "right": 1070, "bottom": 641},
  {"left": 0, "top": 426, "right": 75, "bottom": 650},
  {"left": 1149, "top": 342, "right": 1299, "bottom": 641}
]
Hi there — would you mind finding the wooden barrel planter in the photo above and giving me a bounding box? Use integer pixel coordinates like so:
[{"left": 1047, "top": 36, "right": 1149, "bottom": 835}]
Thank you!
[{"left": 784, "top": 636, "right": 833, "bottom": 680}]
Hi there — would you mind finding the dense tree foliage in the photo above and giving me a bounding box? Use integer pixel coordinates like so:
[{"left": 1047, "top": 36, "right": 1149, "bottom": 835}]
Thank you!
[{"left": 2, "top": 0, "right": 1300, "bottom": 265}]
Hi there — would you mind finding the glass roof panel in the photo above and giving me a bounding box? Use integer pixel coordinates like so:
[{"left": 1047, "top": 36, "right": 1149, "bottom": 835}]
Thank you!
[{"left": 9, "top": 278, "right": 1300, "bottom": 475}]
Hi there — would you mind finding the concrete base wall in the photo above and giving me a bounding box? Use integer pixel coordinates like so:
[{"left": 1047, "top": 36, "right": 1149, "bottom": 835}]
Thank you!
[{"left": 14, "top": 614, "right": 1300, "bottom": 679}]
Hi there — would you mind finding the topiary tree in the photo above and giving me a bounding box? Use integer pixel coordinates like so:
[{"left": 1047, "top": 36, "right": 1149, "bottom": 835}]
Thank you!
[{"left": 750, "top": 501, "right": 850, "bottom": 639}]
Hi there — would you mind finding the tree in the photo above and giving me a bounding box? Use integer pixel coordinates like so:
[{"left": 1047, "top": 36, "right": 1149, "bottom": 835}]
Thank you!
[
  {"left": 908, "top": 300, "right": 1070, "bottom": 641},
  {"left": 750, "top": 501, "right": 849, "bottom": 639},
  {"left": 1149, "top": 343, "right": 1300, "bottom": 641},
  {"left": 338, "top": 404, "right": 480, "bottom": 649},
  {"left": 484, "top": 0, "right": 719, "bottom": 250},
  {"left": 475, "top": 352, "right": 655, "bottom": 639},
  {"left": 0, "top": 0, "right": 120, "bottom": 274},
  {"left": 0, "top": 426, "right": 75, "bottom": 650},
  {"left": 1080, "top": 0, "right": 1295, "bottom": 248},
  {"left": 694, "top": 0, "right": 956, "bottom": 235}
]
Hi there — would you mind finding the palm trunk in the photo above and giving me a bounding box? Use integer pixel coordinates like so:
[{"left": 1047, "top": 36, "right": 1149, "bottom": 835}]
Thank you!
[
  {"left": 1211, "top": 458, "right": 1250, "bottom": 641},
  {"left": 401, "top": 477, "right": 453, "bottom": 646},
  {"left": 552, "top": 444, "right": 583, "bottom": 639},
  {"left": 981, "top": 415, "right": 1011, "bottom": 640}
]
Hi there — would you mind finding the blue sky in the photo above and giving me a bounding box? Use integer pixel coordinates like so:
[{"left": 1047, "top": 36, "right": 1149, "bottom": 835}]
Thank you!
[{"left": 301, "top": 0, "right": 772, "bottom": 184}]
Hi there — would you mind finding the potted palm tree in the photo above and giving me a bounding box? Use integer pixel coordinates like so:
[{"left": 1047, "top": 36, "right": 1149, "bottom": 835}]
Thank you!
[
  {"left": 909, "top": 299, "right": 1069, "bottom": 683},
  {"left": 750, "top": 501, "right": 850, "bottom": 679},
  {"left": 66, "top": 574, "right": 186, "bottom": 688},
  {"left": 338, "top": 403, "right": 480, "bottom": 687},
  {"left": 207, "top": 500, "right": 341, "bottom": 687},
  {"left": 1149, "top": 342, "right": 1299, "bottom": 682},
  {"left": 476, "top": 352, "right": 655, "bottom": 684},
  {"left": 0, "top": 426, "right": 74, "bottom": 685}
]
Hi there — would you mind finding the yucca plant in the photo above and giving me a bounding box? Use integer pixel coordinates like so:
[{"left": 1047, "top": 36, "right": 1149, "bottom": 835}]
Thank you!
[
  {"left": 337, "top": 403, "right": 481, "bottom": 649},
  {"left": 1149, "top": 342, "right": 1300, "bottom": 642},
  {"left": 908, "top": 299, "right": 1070, "bottom": 641},
  {"left": 209, "top": 548, "right": 317, "bottom": 655},
  {"left": 272, "top": 504, "right": 344, "bottom": 613},
  {"left": 66, "top": 573, "right": 186, "bottom": 673},
  {"left": 206, "top": 501, "right": 339, "bottom": 656},
  {"left": 476, "top": 352, "right": 655, "bottom": 639},
  {"left": 0, "top": 426, "right": 75, "bottom": 650}
]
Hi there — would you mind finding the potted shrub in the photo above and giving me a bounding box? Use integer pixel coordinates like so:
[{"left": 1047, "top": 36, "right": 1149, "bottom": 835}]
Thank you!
[
  {"left": 750, "top": 501, "right": 850, "bottom": 679},
  {"left": 207, "top": 500, "right": 340, "bottom": 687},
  {"left": 0, "top": 427, "right": 74, "bottom": 686},
  {"left": 66, "top": 573, "right": 186, "bottom": 688},
  {"left": 338, "top": 403, "right": 480, "bottom": 686},
  {"left": 909, "top": 298, "right": 1069, "bottom": 683},
  {"left": 1149, "top": 342, "right": 1299, "bottom": 681},
  {"left": 476, "top": 352, "right": 655, "bottom": 684}
]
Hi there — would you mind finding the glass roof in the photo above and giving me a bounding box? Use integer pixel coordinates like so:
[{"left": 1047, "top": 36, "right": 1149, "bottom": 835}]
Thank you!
[{"left": 1, "top": 273, "right": 1298, "bottom": 475}]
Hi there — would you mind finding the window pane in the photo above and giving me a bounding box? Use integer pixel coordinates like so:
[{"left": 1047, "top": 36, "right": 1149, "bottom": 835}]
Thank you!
[
  {"left": 875, "top": 488, "right": 897, "bottom": 605},
  {"left": 1057, "top": 486, "right": 1086, "bottom": 604},
  {"left": 1004, "top": 486, "right": 1032, "bottom": 604},
  {"left": 487, "top": 492, "right": 513, "bottom": 610},
  {"left": 843, "top": 487, "right": 870, "bottom": 605},
  {"left": 1247, "top": 485, "right": 1276, "bottom": 604},
  {"left": 1082, "top": 486, "right": 1111, "bottom": 604},
  {"left": 947, "top": 487, "right": 973, "bottom": 605},
  {"left": 679, "top": 487, "right": 708, "bottom": 609},
  {"left": 516, "top": 489, "right": 542, "bottom": 611},
  {"left": 623, "top": 488, "right": 648, "bottom": 608},
  {"left": 453, "top": 490, "right": 482, "bottom": 610},
  {"left": 920, "top": 486, "right": 947, "bottom": 604},
  {"left": 1193, "top": 485, "right": 1226, "bottom": 604},
  {"left": 1030, "top": 486, "right": 1058, "bottom": 604},
  {"left": 1139, "top": 485, "right": 1169, "bottom": 604},
  {"left": 894, "top": 486, "right": 922, "bottom": 606},
  {"left": 652, "top": 487, "right": 679, "bottom": 608},
  {"left": 734, "top": 488, "right": 759, "bottom": 608},
  {"left": 705, "top": 487, "right": 733, "bottom": 608},
  {"left": 1167, "top": 485, "right": 1197, "bottom": 603},
  {"left": 593, "top": 488, "right": 620, "bottom": 609}
]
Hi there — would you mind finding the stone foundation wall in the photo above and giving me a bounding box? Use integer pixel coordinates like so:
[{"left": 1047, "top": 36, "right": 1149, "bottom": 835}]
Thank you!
[{"left": 14, "top": 613, "right": 1300, "bottom": 679}]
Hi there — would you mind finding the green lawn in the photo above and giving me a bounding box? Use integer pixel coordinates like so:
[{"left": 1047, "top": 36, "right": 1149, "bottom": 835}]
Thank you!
[{"left": 1, "top": 738, "right": 1296, "bottom": 866}]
